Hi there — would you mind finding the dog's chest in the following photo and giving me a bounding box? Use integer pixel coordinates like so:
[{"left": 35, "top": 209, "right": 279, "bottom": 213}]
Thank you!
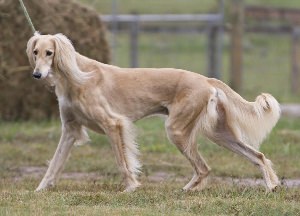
[{"left": 59, "top": 96, "right": 104, "bottom": 132}]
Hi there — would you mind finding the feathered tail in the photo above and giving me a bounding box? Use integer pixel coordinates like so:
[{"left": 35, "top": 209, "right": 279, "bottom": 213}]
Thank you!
[{"left": 203, "top": 79, "right": 281, "bottom": 150}]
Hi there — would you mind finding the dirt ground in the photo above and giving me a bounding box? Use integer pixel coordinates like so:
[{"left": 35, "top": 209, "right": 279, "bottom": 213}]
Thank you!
[{"left": 14, "top": 166, "right": 300, "bottom": 189}]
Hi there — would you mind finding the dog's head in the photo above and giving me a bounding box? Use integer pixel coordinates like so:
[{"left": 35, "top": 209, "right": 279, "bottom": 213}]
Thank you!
[{"left": 26, "top": 33, "right": 76, "bottom": 80}]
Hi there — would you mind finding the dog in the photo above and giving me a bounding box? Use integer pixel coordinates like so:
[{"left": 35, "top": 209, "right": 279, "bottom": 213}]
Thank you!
[{"left": 26, "top": 33, "right": 281, "bottom": 192}]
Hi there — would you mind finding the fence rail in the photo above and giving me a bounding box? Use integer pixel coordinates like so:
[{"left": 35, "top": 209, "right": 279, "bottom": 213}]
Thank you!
[
  {"left": 245, "top": 5, "right": 300, "bottom": 24},
  {"left": 100, "top": 12, "right": 224, "bottom": 78},
  {"left": 100, "top": 14, "right": 222, "bottom": 23}
]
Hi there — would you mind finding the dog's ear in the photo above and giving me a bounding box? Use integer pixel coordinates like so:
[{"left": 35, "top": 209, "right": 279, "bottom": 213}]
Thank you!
[
  {"left": 26, "top": 34, "right": 40, "bottom": 68},
  {"left": 52, "top": 33, "right": 89, "bottom": 85},
  {"left": 52, "top": 33, "right": 77, "bottom": 73}
]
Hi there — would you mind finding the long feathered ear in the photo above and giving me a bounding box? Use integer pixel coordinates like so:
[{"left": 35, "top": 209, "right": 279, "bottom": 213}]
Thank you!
[
  {"left": 53, "top": 33, "right": 90, "bottom": 85},
  {"left": 26, "top": 33, "right": 41, "bottom": 68}
]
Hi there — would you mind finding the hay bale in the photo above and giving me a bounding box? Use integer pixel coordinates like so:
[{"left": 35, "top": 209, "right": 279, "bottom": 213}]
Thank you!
[{"left": 0, "top": 0, "right": 110, "bottom": 120}]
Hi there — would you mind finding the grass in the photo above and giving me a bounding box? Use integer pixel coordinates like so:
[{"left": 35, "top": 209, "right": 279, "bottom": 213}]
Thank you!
[
  {"left": 1, "top": 117, "right": 300, "bottom": 179},
  {"left": 0, "top": 180, "right": 300, "bottom": 215},
  {"left": 77, "top": 0, "right": 300, "bottom": 14},
  {"left": 0, "top": 117, "right": 300, "bottom": 215},
  {"left": 78, "top": 0, "right": 219, "bottom": 14}
]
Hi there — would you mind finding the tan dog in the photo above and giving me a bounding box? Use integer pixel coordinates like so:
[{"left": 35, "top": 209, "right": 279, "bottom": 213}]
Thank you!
[{"left": 26, "top": 33, "right": 281, "bottom": 192}]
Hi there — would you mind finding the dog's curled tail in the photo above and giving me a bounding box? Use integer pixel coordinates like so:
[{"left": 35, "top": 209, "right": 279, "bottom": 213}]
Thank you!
[{"left": 203, "top": 79, "right": 281, "bottom": 150}]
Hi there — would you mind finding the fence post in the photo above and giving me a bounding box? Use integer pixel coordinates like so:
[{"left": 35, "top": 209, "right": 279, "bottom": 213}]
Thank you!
[
  {"left": 207, "top": 25, "right": 220, "bottom": 79},
  {"left": 130, "top": 14, "right": 139, "bottom": 68},
  {"left": 291, "top": 27, "right": 300, "bottom": 94},
  {"left": 207, "top": 0, "right": 224, "bottom": 79},
  {"left": 217, "top": 0, "right": 225, "bottom": 79},
  {"left": 230, "top": 0, "right": 244, "bottom": 92},
  {"left": 111, "top": 0, "right": 118, "bottom": 64}
]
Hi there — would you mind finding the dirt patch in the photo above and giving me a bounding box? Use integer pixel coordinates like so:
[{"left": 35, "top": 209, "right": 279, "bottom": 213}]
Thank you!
[
  {"left": 14, "top": 166, "right": 300, "bottom": 188},
  {"left": 15, "top": 166, "right": 103, "bottom": 181},
  {"left": 211, "top": 177, "right": 300, "bottom": 188}
]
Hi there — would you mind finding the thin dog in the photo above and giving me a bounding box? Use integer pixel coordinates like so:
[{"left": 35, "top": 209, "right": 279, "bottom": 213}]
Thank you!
[{"left": 26, "top": 33, "right": 281, "bottom": 192}]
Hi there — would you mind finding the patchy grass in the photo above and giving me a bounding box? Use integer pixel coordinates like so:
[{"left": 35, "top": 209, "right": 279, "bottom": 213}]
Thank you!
[
  {"left": 0, "top": 180, "right": 300, "bottom": 215},
  {"left": 1, "top": 118, "right": 300, "bottom": 179},
  {"left": 1, "top": 117, "right": 300, "bottom": 178},
  {"left": 0, "top": 117, "right": 300, "bottom": 215}
]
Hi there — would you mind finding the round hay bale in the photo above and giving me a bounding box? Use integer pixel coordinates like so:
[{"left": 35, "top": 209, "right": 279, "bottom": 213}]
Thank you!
[{"left": 0, "top": 0, "right": 110, "bottom": 120}]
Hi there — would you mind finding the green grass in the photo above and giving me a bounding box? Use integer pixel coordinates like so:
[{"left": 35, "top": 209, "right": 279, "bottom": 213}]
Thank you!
[
  {"left": 1, "top": 118, "right": 300, "bottom": 179},
  {"left": 0, "top": 117, "right": 300, "bottom": 215},
  {"left": 78, "top": 0, "right": 218, "bottom": 14},
  {"left": 77, "top": 0, "right": 300, "bottom": 14},
  {"left": 0, "top": 180, "right": 300, "bottom": 216},
  {"left": 1, "top": 117, "right": 300, "bottom": 177},
  {"left": 242, "top": 34, "right": 299, "bottom": 102}
]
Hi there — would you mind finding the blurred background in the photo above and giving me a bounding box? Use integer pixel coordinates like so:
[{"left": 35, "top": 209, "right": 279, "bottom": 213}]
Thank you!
[
  {"left": 84, "top": 0, "right": 300, "bottom": 102},
  {"left": 83, "top": 0, "right": 300, "bottom": 103},
  {"left": 0, "top": 0, "right": 300, "bottom": 121}
]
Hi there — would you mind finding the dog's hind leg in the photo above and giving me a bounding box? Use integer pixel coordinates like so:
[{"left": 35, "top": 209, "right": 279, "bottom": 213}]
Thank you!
[
  {"left": 181, "top": 143, "right": 211, "bottom": 191},
  {"left": 165, "top": 97, "right": 211, "bottom": 191},
  {"left": 104, "top": 118, "right": 141, "bottom": 192},
  {"left": 208, "top": 103, "right": 279, "bottom": 192},
  {"left": 212, "top": 135, "right": 279, "bottom": 191},
  {"left": 165, "top": 120, "right": 211, "bottom": 191}
]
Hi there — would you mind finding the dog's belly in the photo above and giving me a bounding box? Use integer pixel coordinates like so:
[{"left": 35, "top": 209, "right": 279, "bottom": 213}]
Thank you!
[
  {"left": 107, "top": 98, "right": 169, "bottom": 122},
  {"left": 130, "top": 105, "right": 169, "bottom": 121},
  {"left": 80, "top": 117, "right": 106, "bottom": 135}
]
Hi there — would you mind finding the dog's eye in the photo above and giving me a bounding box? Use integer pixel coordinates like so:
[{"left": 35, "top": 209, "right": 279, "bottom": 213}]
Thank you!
[
  {"left": 33, "top": 50, "right": 38, "bottom": 55},
  {"left": 46, "top": 51, "right": 53, "bottom": 56}
]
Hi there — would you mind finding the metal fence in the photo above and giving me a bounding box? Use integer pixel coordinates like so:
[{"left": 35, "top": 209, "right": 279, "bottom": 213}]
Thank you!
[{"left": 100, "top": 0, "right": 224, "bottom": 79}]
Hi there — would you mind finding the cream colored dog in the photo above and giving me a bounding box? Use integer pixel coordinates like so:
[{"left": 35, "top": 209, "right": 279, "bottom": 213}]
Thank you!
[{"left": 26, "top": 33, "right": 281, "bottom": 192}]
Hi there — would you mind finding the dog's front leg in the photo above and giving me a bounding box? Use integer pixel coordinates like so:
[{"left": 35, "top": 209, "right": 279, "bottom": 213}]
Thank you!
[
  {"left": 35, "top": 126, "right": 76, "bottom": 191},
  {"left": 104, "top": 118, "right": 141, "bottom": 192}
]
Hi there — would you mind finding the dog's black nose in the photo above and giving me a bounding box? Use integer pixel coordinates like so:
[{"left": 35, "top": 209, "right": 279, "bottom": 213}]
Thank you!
[{"left": 33, "top": 72, "right": 42, "bottom": 79}]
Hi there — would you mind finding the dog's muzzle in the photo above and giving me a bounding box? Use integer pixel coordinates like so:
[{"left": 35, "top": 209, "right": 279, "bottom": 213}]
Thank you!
[{"left": 32, "top": 71, "right": 42, "bottom": 79}]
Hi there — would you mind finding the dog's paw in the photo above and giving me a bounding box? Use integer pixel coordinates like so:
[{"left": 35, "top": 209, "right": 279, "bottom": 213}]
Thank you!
[
  {"left": 271, "top": 185, "right": 280, "bottom": 192},
  {"left": 35, "top": 186, "right": 47, "bottom": 192},
  {"left": 265, "top": 184, "right": 280, "bottom": 193},
  {"left": 123, "top": 186, "right": 136, "bottom": 193},
  {"left": 123, "top": 181, "right": 141, "bottom": 193},
  {"left": 35, "top": 181, "right": 54, "bottom": 192}
]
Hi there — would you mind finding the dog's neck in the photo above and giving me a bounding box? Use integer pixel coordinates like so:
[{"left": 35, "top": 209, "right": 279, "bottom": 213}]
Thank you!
[
  {"left": 53, "top": 73, "right": 72, "bottom": 98},
  {"left": 52, "top": 52, "right": 98, "bottom": 100}
]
